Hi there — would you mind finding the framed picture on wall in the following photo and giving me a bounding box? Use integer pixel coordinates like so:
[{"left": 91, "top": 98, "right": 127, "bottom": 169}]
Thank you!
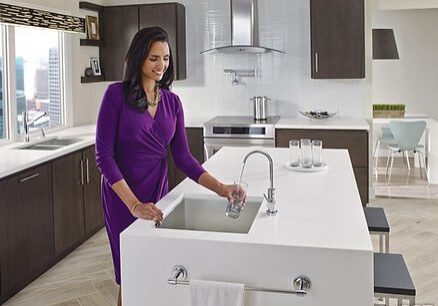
[
  {"left": 86, "top": 15, "right": 99, "bottom": 40},
  {"left": 90, "top": 57, "right": 101, "bottom": 76}
]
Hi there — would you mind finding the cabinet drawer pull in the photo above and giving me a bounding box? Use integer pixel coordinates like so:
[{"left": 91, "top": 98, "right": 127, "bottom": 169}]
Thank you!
[
  {"left": 315, "top": 52, "right": 319, "bottom": 73},
  {"left": 86, "top": 158, "right": 90, "bottom": 184},
  {"left": 19, "top": 172, "right": 40, "bottom": 183},
  {"left": 80, "top": 160, "right": 84, "bottom": 185}
]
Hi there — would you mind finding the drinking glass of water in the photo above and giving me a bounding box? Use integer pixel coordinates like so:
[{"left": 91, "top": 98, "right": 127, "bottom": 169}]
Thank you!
[
  {"left": 289, "top": 140, "right": 300, "bottom": 167},
  {"left": 300, "top": 139, "right": 312, "bottom": 168},
  {"left": 312, "top": 139, "right": 323, "bottom": 167},
  {"left": 226, "top": 181, "right": 248, "bottom": 219}
]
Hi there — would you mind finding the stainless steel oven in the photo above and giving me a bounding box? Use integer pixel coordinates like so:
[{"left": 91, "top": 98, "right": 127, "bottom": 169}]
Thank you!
[{"left": 203, "top": 116, "right": 279, "bottom": 160}]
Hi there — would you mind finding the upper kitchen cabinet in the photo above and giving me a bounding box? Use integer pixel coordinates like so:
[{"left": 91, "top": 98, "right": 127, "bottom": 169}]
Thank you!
[
  {"left": 139, "top": 3, "right": 186, "bottom": 80},
  {"left": 310, "top": 0, "right": 365, "bottom": 79},
  {"left": 102, "top": 3, "right": 186, "bottom": 81},
  {"left": 102, "top": 5, "right": 139, "bottom": 82}
]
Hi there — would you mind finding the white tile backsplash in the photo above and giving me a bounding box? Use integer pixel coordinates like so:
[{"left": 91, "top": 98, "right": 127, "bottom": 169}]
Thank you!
[{"left": 105, "top": 0, "right": 365, "bottom": 119}]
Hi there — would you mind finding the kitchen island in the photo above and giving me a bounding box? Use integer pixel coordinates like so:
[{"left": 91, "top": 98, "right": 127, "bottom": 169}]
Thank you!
[{"left": 121, "top": 147, "right": 373, "bottom": 306}]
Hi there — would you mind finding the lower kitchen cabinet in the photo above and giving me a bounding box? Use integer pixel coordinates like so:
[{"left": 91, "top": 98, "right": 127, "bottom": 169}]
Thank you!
[
  {"left": 83, "top": 146, "right": 104, "bottom": 234},
  {"left": 0, "top": 145, "right": 103, "bottom": 304},
  {"left": 52, "top": 151, "right": 86, "bottom": 256},
  {"left": 0, "top": 163, "right": 54, "bottom": 302},
  {"left": 167, "top": 128, "right": 204, "bottom": 190},
  {"left": 276, "top": 129, "right": 369, "bottom": 204},
  {"left": 52, "top": 146, "right": 103, "bottom": 257}
]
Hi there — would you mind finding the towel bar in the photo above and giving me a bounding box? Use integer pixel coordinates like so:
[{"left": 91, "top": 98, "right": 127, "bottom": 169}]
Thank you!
[{"left": 167, "top": 265, "right": 311, "bottom": 296}]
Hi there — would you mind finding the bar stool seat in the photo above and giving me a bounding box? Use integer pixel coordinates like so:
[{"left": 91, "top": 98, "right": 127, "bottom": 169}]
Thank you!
[
  {"left": 364, "top": 207, "right": 390, "bottom": 253},
  {"left": 374, "top": 253, "right": 416, "bottom": 306}
]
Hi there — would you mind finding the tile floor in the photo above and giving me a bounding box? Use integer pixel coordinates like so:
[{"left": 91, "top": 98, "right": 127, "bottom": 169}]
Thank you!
[
  {"left": 3, "top": 230, "right": 118, "bottom": 306},
  {"left": 374, "top": 156, "right": 438, "bottom": 199},
  {"left": 3, "top": 197, "right": 438, "bottom": 306}
]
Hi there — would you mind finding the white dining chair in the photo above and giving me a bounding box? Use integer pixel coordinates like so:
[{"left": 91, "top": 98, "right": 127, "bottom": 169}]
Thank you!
[{"left": 386, "top": 121, "right": 427, "bottom": 184}]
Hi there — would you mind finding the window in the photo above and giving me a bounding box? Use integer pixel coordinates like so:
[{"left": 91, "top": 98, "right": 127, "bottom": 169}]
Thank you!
[
  {"left": 15, "top": 27, "right": 63, "bottom": 134},
  {"left": 0, "top": 25, "right": 65, "bottom": 143}
]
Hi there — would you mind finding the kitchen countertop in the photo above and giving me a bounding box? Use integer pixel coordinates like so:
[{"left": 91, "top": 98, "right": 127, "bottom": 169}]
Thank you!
[
  {"left": 124, "top": 146, "right": 372, "bottom": 251},
  {"left": 0, "top": 125, "right": 96, "bottom": 180},
  {"left": 184, "top": 116, "right": 211, "bottom": 128},
  {"left": 276, "top": 116, "right": 369, "bottom": 130},
  {"left": 0, "top": 116, "right": 370, "bottom": 180}
]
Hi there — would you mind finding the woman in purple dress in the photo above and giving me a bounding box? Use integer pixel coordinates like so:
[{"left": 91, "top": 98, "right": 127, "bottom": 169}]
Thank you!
[{"left": 96, "top": 27, "right": 236, "bottom": 305}]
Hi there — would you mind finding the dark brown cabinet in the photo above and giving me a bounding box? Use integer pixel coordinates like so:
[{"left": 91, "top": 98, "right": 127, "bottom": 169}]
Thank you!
[
  {"left": 101, "top": 5, "right": 138, "bottom": 81},
  {"left": 83, "top": 146, "right": 104, "bottom": 234},
  {"left": 276, "top": 129, "right": 369, "bottom": 204},
  {"left": 0, "top": 163, "right": 54, "bottom": 302},
  {"left": 102, "top": 3, "right": 186, "bottom": 81},
  {"left": 167, "top": 128, "right": 204, "bottom": 190},
  {"left": 52, "top": 146, "right": 103, "bottom": 256},
  {"left": 0, "top": 146, "right": 103, "bottom": 304},
  {"left": 52, "top": 151, "right": 86, "bottom": 256},
  {"left": 139, "top": 3, "right": 186, "bottom": 80},
  {"left": 310, "top": 0, "right": 365, "bottom": 79}
]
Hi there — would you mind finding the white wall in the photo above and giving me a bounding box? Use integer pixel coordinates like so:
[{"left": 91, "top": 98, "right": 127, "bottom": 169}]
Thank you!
[
  {"left": 103, "top": 0, "right": 365, "bottom": 120},
  {"left": 373, "top": 9, "right": 438, "bottom": 119},
  {"left": 9, "top": 0, "right": 368, "bottom": 125}
]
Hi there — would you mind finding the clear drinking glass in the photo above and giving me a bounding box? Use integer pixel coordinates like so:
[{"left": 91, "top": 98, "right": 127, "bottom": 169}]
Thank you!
[
  {"left": 226, "top": 181, "right": 248, "bottom": 219},
  {"left": 289, "top": 140, "right": 300, "bottom": 167},
  {"left": 300, "top": 139, "right": 312, "bottom": 168},
  {"left": 312, "top": 140, "right": 323, "bottom": 167}
]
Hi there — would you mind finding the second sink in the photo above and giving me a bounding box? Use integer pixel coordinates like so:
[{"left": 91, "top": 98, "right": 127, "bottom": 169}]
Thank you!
[{"left": 16, "top": 137, "right": 83, "bottom": 150}]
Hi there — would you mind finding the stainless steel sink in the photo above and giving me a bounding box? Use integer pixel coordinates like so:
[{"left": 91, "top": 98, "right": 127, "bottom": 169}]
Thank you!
[
  {"left": 36, "top": 138, "right": 83, "bottom": 146},
  {"left": 18, "top": 144, "right": 63, "bottom": 150},
  {"left": 157, "top": 194, "right": 263, "bottom": 234},
  {"left": 16, "top": 137, "right": 83, "bottom": 150}
]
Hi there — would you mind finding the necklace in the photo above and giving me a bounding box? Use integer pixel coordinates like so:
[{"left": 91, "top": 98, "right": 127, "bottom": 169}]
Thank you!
[{"left": 146, "top": 84, "right": 160, "bottom": 107}]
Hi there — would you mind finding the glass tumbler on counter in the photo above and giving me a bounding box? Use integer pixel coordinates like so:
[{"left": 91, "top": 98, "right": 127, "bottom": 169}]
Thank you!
[
  {"left": 226, "top": 181, "right": 248, "bottom": 219},
  {"left": 312, "top": 140, "right": 323, "bottom": 167},
  {"left": 300, "top": 139, "right": 312, "bottom": 168},
  {"left": 289, "top": 140, "right": 300, "bottom": 167}
]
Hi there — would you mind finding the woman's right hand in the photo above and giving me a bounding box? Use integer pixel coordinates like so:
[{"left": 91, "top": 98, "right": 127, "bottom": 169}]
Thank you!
[{"left": 132, "top": 202, "right": 163, "bottom": 224}]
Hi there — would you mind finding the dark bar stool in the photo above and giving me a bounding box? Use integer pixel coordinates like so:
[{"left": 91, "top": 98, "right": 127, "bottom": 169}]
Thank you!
[
  {"left": 364, "top": 207, "right": 390, "bottom": 253},
  {"left": 374, "top": 253, "right": 416, "bottom": 306}
]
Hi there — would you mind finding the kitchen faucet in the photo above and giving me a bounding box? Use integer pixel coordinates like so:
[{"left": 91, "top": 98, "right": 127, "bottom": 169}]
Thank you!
[
  {"left": 240, "top": 150, "right": 277, "bottom": 216},
  {"left": 23, "top": 111, "right": 48, "bottom": 142}
]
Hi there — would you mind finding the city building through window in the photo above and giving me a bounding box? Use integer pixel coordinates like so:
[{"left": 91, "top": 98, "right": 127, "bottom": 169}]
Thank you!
[{"left": 15, "top": 26, "right": 63, "bottom": 134}]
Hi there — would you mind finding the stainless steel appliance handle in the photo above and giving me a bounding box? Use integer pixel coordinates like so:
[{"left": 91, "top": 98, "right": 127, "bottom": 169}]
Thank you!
[{"left": 203, "top": 144, "right": 210, "bottom": 161}]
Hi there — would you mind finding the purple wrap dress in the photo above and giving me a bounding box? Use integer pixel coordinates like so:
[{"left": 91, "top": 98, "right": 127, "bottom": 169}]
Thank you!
[{"left": 95, "top": 82, "right": 205, "bottom": 284}]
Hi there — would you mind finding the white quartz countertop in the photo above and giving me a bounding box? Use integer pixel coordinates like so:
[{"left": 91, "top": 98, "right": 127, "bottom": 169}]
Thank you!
[
  {"left": 124, "top": 146, "right": 372, "bottom": 252},
  {"left": 184, "top": 116, "right": 211, "bottom": 128},
  {"left": 0, "top": 125, "right": 96, "bottom": 180},
  {"left": 276, "top": 116, "right": 369, "bottom": 130}
]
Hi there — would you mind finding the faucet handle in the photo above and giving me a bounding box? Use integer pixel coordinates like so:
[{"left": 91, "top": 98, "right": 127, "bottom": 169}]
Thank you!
[{"left": 264, "top": 188, "right": 277, "bottom": 216}]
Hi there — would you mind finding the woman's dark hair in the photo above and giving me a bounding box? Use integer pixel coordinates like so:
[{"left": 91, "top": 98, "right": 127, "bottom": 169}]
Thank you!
[{"left": 123, "top": 27, "right": 174, "bottom": 112}]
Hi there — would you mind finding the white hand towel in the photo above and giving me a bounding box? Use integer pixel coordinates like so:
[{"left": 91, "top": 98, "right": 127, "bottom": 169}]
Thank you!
[{"left": 190, "top": 279, "right": 245, "bottom": 306}]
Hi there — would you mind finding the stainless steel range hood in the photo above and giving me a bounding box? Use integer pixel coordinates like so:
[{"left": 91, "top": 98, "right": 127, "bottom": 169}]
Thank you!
[{"left": 201, "top": 0, "right": 284, "bottom": 54}]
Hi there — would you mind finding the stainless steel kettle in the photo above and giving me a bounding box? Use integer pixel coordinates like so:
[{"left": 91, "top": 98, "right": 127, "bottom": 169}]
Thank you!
[{"left": 250, "top": 96, "right": 269, "bottom": 120}]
